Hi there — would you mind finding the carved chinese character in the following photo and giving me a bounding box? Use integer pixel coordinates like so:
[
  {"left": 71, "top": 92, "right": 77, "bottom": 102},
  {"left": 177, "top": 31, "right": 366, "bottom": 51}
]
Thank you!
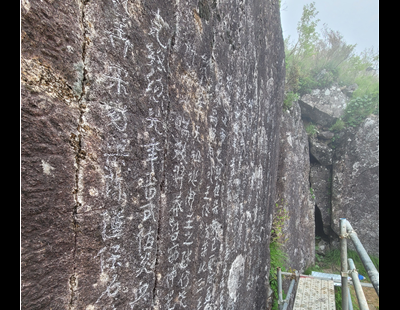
[
  {"left": 107, "top": 105, "right": 128, "bottom": 132},
  {"left": 178, "top": 270, "right": 190, "bottom": 288},
  {"left": 140, "top": 201, "right": 156, "bottom": 222},
  {"left": 167, "top": 244, "right": 180, "bottom": 263},
  {"left": 171, "top": 192, "right": 183, "bottom": 217},
  {"left": 146, "top": 109, "right": 162, "bottom": 135},
  {"left": 111, "top": 0, "right": 129, "bottom": 15},
  {"left": 186, "top": 189, "right": 196, "bottom": 212},
  {"left": 188, "top": 169, "right": 198, "bottom": 187},
  {"left": 149, "top": 9, "right": 170, "bottom": 50},
  {"left": 178, "top": 290, "right": 188, "bottom": 308},
  {"left": 173, "top": 141, "right": 187, "bottom": 164},
  {"left": 106, "top": 19, "right": 133, "bottom": 57},
  {"left": 144, "top": 138, "right": 161, "bottom": 173},
  {"left": 179, "top": 250, "right": 192, "bottom": 270},
  {"left": 173, "top": 164, "right": 185, "bottom": 190},
  {"left": 101, "top": 210, "right": 124, "bottom": 241},
  {"left": 183, "top": 215, "right": 194, "bottom": 230},
  {"left": 165, "top": 268, "right": 177, "bottom": 288},
  {"left": 104, "top": 159, "right": 126, "bottom": 203},
  {"left": 191, "top": 149, "right": 202, "bottom": 163},
  {"left": 183, "top": 230, "right": 193, "bottom": 246},
  {"left": 104, "top": 64, "right": 129, "bottom": 95},
  {"left": 96, "top": 274, "right": 120, "bottom": 304},
  {"left": 138, "top": 227, "right": 155, "bottom": 254},
  {"left": 130, "top": 282, "right": 150, "bottom": 308},
  {"left": 136, "top": 252, "right": 154, "bottom": 277},
  {"left": 193, "top": 124, "right": 201, "bottom": 143}
]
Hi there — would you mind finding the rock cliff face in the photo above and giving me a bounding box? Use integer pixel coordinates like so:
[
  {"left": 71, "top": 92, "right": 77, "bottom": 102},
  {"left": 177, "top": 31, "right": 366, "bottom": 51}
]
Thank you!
[
  {"left": 21, "top": 1, "right": 285, "bottom": 309},
  {"left": 21, "top": 1, "right": 379, "bottom": 308},
  {"left": 294, "top": 83, "right": 379, "bottom": 259},
  {"left": 275, "top": 101, "right": 315, "bottom": 272},
  {"left": 332, "top": 115, "right": 379, "bottom": 256}
]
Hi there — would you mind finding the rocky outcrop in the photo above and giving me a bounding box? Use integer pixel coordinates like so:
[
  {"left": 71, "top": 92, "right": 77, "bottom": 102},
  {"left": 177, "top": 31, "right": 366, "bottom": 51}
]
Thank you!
[
  {"left": 276, "top": 101, "right": 315, "bottom": 272},
  {"left": 331, "top": 116, "right": 379, "bottom": 256},
  {"left": 298, "top": 81, "right": 379, "bottom": 259},
  {"left": 299, "top": 84, "right": 348, "bottom": 127},
  {"left": 21, "top": 1, "right": 285, "bottom": 309}
]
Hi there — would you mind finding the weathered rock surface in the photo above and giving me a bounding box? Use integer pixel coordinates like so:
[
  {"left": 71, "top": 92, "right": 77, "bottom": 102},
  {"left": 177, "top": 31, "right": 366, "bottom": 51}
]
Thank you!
[
  {"left": 21, "top": 1, "right": 285, "bottom": 309},
  {"left": 331, "top": 115, "right": 379, "bottom": 256},
  {"left": 299, "top": 84, "right": 348, "bottom": 127},
  {"left": 309, "top": 136, "right": 333, "bottom": 166},
  {"left": 318, "top": 131, "right": 335, "bottom": 140},
  {"left": 276, "top": 101, "right": 315, "bottom": 272},
  {"left": 316, "top": 239, "right": 330, "bottom": 256},
  {"left": 342, "top": 83, "right": 358, "bottom": 97},
  {"left": 21, "top": 1, "right": 84, "bottom": 309}
]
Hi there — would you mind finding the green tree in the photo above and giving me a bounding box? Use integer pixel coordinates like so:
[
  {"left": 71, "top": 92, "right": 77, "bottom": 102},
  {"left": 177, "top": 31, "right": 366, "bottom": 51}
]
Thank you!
[
  {"left": 284, "top": 2, "right": 320, "bottom": 102},
  {"left": 283, "top": 2, "right": 379, "bottom": 126}
]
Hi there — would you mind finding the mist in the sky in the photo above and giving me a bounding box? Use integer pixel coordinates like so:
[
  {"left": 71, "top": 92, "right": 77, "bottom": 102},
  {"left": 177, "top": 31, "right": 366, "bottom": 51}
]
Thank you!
[{"left": 280, "top": 0, "right": 379, "bottom": 55}]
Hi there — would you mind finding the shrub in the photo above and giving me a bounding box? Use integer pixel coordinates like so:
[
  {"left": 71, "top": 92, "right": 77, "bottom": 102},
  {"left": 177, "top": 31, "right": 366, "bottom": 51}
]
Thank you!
[
  {"left": 269, "top": 241, "right": 288, "bottom": 310},
  {"left": 283, "top": 91, "right": 300, "bottom": 110},
  {"left": 269, "top": 201, "right": 289, "bottom": 310},
  {"left": 330, "top": 119, "right": 345, "bottom": 132},
  {"left": 343, "top": 93, "right": 379, "bottom": 127},
  {"left": 305, "top": 123, "right": 318, "bottom": 137}
]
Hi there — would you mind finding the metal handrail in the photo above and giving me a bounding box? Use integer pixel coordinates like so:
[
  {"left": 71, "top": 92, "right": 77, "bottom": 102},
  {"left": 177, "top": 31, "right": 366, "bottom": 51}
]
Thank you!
[
  {"left": 345, "top": 220, "right": 379, "bottom": 296},
  {"left": 280, "top": 271, "right": 374, "bottom": 287},
  {"left": 340, "top": 218, "right": 379, "bottom": 310},
  {"left": 340, "top": 219, "right": 349, "bottom": 310},
  {"left": 277, "top": 268, "right": 298, "bottom": 310},
  {"left": 348, "top": 258, "right": 369, "bottom": 310}
]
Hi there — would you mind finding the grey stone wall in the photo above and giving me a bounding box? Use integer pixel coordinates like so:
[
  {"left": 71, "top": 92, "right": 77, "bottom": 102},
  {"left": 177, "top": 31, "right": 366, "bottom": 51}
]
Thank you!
[{"left": 21, "top": 0, "right": 285, "bottom": 309}]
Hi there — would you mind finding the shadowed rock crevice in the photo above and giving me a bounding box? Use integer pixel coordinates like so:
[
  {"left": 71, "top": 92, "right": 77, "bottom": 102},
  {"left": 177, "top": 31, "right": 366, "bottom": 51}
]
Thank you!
[
  {"left": 69, "top": 1, "right": 90, "bottom": 309},
  {"left": 315, "top": 206, "right": 329, "bottom": 242},
  {"left": 309, "top": 151, "right": 319, "bottom": 165}
]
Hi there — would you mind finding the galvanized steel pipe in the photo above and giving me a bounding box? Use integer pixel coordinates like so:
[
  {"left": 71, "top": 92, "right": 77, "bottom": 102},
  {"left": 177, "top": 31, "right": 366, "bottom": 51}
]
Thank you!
[
  {"left": 347, "top": 287, "right": 354, "bottom": 310},
  {"left": 348, "top": 258, "right": 370, "bottom": 310},
  {"left": 277, "top": 267, "right": 283, "bottom": 310},
  {"left": 345, "top": 221, "right": 379, "bottom": 296},
  {"left": 282, "top": 279, "right": 296, "bottom": 310},
  {"left": 340, "top": 218, "right": 349, "bottom": 310}
]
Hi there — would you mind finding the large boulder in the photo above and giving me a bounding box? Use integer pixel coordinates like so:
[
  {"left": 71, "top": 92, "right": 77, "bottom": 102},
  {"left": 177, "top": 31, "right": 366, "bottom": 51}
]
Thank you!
[
  {"left": 276, "top": 101, "right": 315, "bottom": 272},
  {"left": 21, "top": 0, "right": 285, "bottom": 309},
  {"left": 299, "top": 84, "right": 348, "bottom": 127},
  {"left": 309, "top": 136, "right": 333, "bottom": 166},
  {"left": 331, "top": 115, "right": 379, "bottom": 257}
]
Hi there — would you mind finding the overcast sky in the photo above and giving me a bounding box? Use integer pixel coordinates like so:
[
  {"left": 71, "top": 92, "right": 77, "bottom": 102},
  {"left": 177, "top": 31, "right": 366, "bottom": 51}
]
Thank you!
[{"left": 280, "top": 0, "right": 379, "bottom": 55}]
